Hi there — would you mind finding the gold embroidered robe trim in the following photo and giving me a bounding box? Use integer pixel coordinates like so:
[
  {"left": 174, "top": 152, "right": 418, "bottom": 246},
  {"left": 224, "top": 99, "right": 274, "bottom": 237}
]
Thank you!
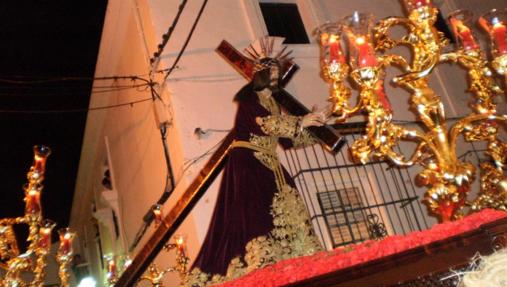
[
  {"left": 249, "top": 134, "right": 277, "bottom": 171},
  {"left": 256, "top": 92, "right": 316, "bottom": 147}
]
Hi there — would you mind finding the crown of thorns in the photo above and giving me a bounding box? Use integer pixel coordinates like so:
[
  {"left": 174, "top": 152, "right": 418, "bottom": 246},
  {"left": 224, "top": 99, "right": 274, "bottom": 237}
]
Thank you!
[{"left": 244, "top": 36, "right": 293, "bottom": 73}]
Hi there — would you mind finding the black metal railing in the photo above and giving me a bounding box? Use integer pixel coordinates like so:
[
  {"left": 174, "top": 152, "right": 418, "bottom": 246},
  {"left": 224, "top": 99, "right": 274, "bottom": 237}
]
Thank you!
[{"left": 281, "top": 121, "right": 497, "bottom": 249}]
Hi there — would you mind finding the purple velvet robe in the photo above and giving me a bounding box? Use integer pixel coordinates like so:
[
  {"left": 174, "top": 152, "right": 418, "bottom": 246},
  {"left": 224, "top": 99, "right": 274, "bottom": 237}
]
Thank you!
[{"left": 191, "top": 89, "right": 302, "bottom": 276}]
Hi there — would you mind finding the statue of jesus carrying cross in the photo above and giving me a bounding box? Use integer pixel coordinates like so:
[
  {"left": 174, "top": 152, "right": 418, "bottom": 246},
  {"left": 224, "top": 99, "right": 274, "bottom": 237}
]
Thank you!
[{"left": 183, "top": 36, "right": 335, "bottom": 286}]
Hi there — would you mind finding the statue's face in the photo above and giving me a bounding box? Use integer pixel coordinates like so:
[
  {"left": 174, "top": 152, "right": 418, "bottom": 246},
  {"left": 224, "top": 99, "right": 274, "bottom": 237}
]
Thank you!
[{"left": 269, "top": 65, "right": 280, "bottom": 90}]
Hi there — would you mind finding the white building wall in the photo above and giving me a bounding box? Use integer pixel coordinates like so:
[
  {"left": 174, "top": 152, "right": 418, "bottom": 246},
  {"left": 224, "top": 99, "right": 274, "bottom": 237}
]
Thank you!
[{"left": 70, "top": 0, "right": 506, "bottom": 286}]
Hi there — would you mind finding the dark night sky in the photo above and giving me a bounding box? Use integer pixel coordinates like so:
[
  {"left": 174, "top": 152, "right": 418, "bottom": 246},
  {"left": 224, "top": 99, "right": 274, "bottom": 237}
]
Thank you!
[{"left": 0, "top": 1, "right": 107, "bottom": 238}]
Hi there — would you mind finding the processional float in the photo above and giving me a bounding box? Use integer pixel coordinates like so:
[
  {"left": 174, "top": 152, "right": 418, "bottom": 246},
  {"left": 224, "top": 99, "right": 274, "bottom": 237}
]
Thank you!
[{"left": 117, "top": 0, "right": 507, "bottom": 285}]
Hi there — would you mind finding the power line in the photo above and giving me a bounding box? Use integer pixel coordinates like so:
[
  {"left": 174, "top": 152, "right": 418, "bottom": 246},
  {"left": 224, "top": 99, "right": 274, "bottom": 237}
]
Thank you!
[
  {"left": 182, "top": 135, "right": 228, "bottom": 173},
  {"left": 0, "top": 83, "right": 151, "bottom": 93},
  {"left": 0, "top": 97, "right": 152, "bottom": 114},
  {"left": 149, "top": 0, "right": 189, "bottom": 66},
  {"left": 163, "top": 0, "right": 209, "bottom": 81},
  {"left": 0, "top": 75, "right": 151, "bottom": 85}
]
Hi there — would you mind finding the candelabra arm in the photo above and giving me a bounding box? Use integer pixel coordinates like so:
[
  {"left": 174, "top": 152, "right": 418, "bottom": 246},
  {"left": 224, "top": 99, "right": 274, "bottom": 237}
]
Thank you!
[
  {"left": 379, "top": 121, "right": 432, "bottom": 167},
  {"left": 440, "top": 51, "right": 503, "bottom": 114},
  {"left": 26, "top": 220, "right": 40, "bottom": 252},
  {"left": 333, "top": 94, "right": 364, "bottom": 121},
  {"left": 0, "top": 217, "right": 27, "bottom": 225},
  {"left": 393, "top": 55, "right": 438, "bottom": 86},
  {"left": 164, "top": 266, "right": 177, "bottom": 274},
  {"left": 438, "top": 51, "right": 461, "bottom": 63},
  {"left": 450, "top": 114, "right": 507, "bottom": 148},
  {"left": 318, "top": 4, "right": 507, "bottom": 221},
  {"left": 32, "top": 252, "right": 49, "bottom": 286},
  {"left": 488, "top": 139, "right": 507, "bottom": 170},
  {"left": 139, "top": 264, "right": 179, "bottom": 286},
  {"left": 378, "top": 55, "right": 411, "bottom": 72},
  {"left": 374, "top": 17, "right": 415, "bottom": 51},
  {"left": 57, "top": 260, "right": 71, "bottom": 287},
  {"left": 4, "top": 252, "right": 32, "bottom": 286},
  {"left": 384, "top": 141, "right": 426, "bottom": 167}
]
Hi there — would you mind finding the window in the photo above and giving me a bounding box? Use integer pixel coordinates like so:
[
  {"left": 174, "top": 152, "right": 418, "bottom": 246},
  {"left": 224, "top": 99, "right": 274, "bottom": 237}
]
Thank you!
[
  {"left": 259, "top": 2, "right": 309, "bottom": 44},
  {"left": 317, "top": 187, "right": 370, "bottom": 247}
]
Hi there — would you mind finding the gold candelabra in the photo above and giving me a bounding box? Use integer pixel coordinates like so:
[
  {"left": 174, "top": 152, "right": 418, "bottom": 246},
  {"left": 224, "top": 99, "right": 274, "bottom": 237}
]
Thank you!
[
  {"left": 103, "top": 233, "right": 188, "bottom": 286},
  {"left": 316, "top": 1, "right": 507, "bottom": 222},
  {"left": 103, "top": 206, "right": 188, "bottom": 286},
  {"left": 104, "top": 254, "right": 119, "bottom": 285},
  {"left": 138, "top": 235, "right": 189, "bottom": 287},
  {"left": 0, "top": 146, "right": 76, "bottom": 286}
]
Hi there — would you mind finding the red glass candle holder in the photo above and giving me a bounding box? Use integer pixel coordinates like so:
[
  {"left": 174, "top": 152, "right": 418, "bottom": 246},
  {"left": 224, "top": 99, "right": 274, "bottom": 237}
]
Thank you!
[
  {"left": 479, "top": 8, "right": 507, "bottom": 57},
  {"left": 174, "top": 234, "right": 187, "bottom": 259},
  {"left": 31, "top": 145, "right": 51, "bottom": 176},
  {"left": 341, "top": 12, "right": 377, "bottom": 69},
  {"left": 316, "top": 23, "right": 346, "bottom": 65},
  {"left": 448, "top": 10, "right": 479, "bottom": 51},
  {"left": 38, "top": 219, "right": 56, "bottom": 250},
  {"left": 25, "top": 184, "right": 42, "bottom": 216},
  {"left": 107, "top": 256, "right": 117, "bottom": 279},
  {"left": 57, "top": 228, "right": 75, "bottom": 257}
]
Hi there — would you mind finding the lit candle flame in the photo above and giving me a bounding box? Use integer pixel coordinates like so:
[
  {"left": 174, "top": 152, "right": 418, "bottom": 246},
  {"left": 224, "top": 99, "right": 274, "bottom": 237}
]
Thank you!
[
  {"left": 492, "top": 21, "right": 507, "bottom": 55},
  {"left": 449, "top": 17, "right": 478, "bottom": 51},
  {"left": 174, "top": 235, "right": 186, "bottom": 258},
  {"left": 25, "top": 187, "right": 41, "bottom": 215}
]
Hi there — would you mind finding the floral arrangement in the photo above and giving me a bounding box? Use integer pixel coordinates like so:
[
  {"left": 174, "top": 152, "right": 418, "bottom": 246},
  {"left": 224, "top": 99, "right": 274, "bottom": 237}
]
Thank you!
[{"left": 216, "top": 209, "right": 507, "bottom": 287}]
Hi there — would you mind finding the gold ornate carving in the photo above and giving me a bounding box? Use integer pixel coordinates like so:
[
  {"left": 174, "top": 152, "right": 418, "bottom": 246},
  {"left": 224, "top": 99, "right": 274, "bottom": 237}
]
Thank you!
[
  {"left": 470, "top": 163, "right": 507, "bottom": 211},
  {"left": 0, "top": 225, "right": 19, "bottom": 261}
]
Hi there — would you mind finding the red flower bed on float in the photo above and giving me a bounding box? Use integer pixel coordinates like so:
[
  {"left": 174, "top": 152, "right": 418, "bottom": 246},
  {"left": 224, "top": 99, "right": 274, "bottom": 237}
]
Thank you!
[{"left": 216, "top": 209, "right": 507, "bottom": 287}]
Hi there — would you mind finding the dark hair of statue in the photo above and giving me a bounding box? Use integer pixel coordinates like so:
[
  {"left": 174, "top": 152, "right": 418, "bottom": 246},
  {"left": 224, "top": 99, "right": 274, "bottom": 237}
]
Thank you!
[{"left": 234, "top": 59, "right": 281, "bottom": 102}]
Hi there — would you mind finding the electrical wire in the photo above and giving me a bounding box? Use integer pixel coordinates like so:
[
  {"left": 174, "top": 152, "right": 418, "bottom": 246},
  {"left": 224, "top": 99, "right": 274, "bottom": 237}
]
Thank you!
[
  {"left": 149, "top": 0, "right": 188, "bottom": 65},
  {"left": 0, "top": 85, "right": 152, "bottom": 98},
  {"left": 182, "top": 135, "right": 228, "bottom": 173},
  {"left": 129, "top": 124, "right": 228, "bottom": 251},
  {"left": 128, "top": 0, "right": 210, "bottom": 251},
  {"left": 163, "top": 0, "right": 209, "bottom": 81},
  {"left": 0, "top": 75, "right": 150, "bottom": 84},
  {"left": 0, "top": 97, "right": 152, "bottom": 114},
  {"left": 0, "top": 83, "right": 148, "bottom": 90},
  {"left": 166, "top": 74, "right": 242, "bottom": 83}
]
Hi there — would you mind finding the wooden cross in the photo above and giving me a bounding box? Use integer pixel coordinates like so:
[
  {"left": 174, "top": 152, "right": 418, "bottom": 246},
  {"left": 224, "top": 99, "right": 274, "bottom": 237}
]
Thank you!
[
  {"left": 216, "top": 40, "right": 345, "bottom": 152},
  {"left": 115, "top": 40, "right": 345, "bottom": 286}
]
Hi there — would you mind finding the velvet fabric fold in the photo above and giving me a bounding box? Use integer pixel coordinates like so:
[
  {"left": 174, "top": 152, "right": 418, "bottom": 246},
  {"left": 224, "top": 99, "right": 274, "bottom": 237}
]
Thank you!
[{"left": 191, "top": 88, "right": 298, "bottom": 276}]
